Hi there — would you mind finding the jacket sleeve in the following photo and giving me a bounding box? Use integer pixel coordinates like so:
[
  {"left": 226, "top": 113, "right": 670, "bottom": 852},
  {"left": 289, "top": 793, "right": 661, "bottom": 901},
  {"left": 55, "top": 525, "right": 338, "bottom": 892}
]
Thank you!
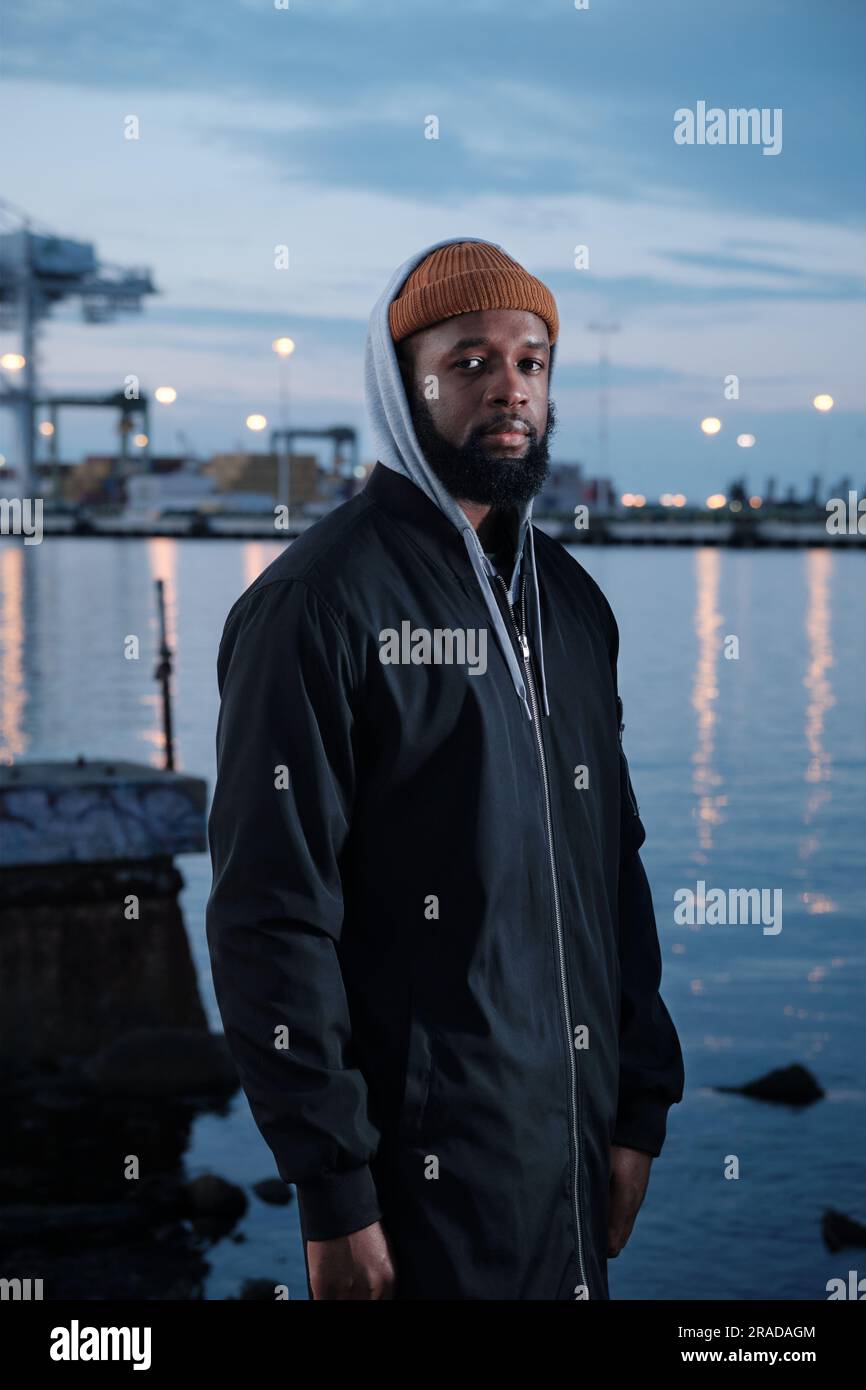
[
  {"left": 604, "top": 605, "right": 685, "bottom": 1157},
  {"left": 205, "top": 576, "right": 383, "bottom": 1241}
]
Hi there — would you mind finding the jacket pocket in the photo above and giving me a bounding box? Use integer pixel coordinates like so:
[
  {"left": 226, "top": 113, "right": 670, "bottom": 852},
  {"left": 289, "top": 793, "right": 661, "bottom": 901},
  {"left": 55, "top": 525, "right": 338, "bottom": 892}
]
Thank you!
[{"left": 398, "top": 991, "right": 437, "bottom": 1137}]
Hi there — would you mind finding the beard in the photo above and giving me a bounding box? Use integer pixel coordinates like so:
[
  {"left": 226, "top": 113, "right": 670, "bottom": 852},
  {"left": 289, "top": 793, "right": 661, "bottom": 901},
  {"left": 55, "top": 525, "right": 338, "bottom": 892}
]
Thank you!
[{"left": 407, "top": 390, "right": 557, "bottom": 509}]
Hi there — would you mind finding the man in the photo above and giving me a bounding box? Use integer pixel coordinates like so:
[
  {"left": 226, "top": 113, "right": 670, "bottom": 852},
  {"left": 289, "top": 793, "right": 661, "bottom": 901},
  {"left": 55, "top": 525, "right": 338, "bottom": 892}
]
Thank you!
[{"left": 205, "top": 238, "right": 685, "bottom": 1301}]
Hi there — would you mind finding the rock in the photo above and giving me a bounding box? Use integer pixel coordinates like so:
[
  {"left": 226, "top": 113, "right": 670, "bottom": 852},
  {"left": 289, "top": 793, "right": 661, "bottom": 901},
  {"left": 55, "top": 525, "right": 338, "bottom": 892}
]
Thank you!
[
  {"left": 252, "top": 1177, "right": 293, "bottom": 1206},
  {"left": 184, "top": 1175, "right": 247, "bottom": 1242},
  {"left": 184, "top": 1174, "right": 247, "bottom": 1219},
  {"left": 822, "top": 1208, "right": 866, "bottom": 1253},
  {"left": 82, "top": 1028, "right": 238, "bottom": 1097},
  {"left": 715, "top": 1062, "right": 824, "bottom": 1103}
]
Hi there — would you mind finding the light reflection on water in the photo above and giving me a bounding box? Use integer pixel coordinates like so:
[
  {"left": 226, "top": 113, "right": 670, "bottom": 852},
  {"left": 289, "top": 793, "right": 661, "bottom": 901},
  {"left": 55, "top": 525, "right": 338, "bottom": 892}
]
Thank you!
[{"left": 0, "top": 537, "right": 864, "bottom": 1300}]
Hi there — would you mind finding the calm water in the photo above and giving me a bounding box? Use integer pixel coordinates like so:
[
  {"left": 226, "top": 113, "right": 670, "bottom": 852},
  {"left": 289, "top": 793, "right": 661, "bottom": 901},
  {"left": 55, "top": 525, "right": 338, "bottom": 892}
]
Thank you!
[{"left": 1, "top": 536, "right": 864, "bottom": 1301}]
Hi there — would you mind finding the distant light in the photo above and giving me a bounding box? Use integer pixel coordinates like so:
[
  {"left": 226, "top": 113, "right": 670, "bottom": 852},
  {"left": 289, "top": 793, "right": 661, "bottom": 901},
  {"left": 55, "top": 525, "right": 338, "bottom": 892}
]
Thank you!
[
  {"left": 736, "top": 433, "right": 756, "bottom": 448},
  {"left": 273, "top": 337, "right": 296, "bottom": 358},
  {"left": 812, "top": 393, "right": 834, "bottom": 413},
  {"left": 730, "top": 500, "right": 743, "bottom": 512},
  {"left": 706, "top": 493, "right": 727, "bottom": 510},
  {"left": 621, "top": 492, "right": 635, "bottom": 507},
  {"left": 749, "top": 495, "right": 762, "bottom": 509},
  {"left": 353, "top": 465, "right": 366, "bottom": 479},
  {"left": 660, "top": 493, "right": 672, "bottom": 506},
  {"left": 700, "top": 417, "right": 722, "bottom": 436},
  {"left": 134, "top": 433, "right": 149, "bottom": 448},
  {"left": 1, "top": 352, "right": 26, "bottom": 371},
  {"left": 633, "top": 494, "right": 646, "bottom": 508},
  {"left": 673, "top": 493, "right": 687, "bottom": 507},
  {"left": 38, "top": 421, "right": 55, "bottom": 437},
  {"left": 246, "top": 413, "right": 268, "bottom": 432},
  {"left": 0, "top": 454, "right": 6, "bottom": 466},
  {"left": 155, "top": 386, "right": 177, "bottom": 404}
]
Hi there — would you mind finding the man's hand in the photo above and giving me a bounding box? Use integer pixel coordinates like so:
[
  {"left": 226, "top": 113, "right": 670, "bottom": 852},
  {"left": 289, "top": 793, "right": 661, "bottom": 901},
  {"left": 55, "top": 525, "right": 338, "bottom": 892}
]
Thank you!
[
  {"left": 607, "top": 1144, "right": 652, "bottom": 1258},
  {"left": 306, "top": 1220, "right": 397, "bottom": 1300}
]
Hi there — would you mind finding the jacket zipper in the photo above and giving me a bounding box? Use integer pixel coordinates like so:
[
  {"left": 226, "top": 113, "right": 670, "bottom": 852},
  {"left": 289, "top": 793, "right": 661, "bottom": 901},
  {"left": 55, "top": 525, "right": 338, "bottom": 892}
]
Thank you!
[{"left": 493, "top": 571, "right": 589, "bottom": 1297}]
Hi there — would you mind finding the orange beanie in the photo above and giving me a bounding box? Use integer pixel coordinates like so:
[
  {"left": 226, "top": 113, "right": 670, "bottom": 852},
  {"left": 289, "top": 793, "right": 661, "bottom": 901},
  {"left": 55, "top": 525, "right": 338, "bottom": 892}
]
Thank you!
[{"left": 389, "top": 241, "right": 558, "bottom": 346}]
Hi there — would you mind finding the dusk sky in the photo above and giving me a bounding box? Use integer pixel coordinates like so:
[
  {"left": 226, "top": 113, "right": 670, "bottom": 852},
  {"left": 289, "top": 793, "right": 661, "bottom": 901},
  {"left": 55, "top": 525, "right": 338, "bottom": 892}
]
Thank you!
[{"left": 2, "top": 0, "right": 865, "bottom": 498}]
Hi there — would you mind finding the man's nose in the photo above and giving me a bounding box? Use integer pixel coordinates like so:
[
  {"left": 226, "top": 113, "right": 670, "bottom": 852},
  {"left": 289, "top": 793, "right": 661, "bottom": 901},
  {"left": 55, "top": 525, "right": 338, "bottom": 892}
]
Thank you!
[{"left": 484, "top": 365, "right": 528, "bottom": 409}]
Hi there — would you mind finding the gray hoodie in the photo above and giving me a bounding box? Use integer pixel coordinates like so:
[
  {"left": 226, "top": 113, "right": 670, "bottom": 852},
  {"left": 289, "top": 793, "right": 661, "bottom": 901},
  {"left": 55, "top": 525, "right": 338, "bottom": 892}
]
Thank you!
[{"left": 363, "top": 236, "right": 552, "bottom": 722}]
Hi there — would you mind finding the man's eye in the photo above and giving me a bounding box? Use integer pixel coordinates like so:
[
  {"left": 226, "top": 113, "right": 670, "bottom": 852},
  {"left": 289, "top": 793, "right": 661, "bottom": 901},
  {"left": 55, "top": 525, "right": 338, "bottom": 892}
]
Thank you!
[{"left": 455, "top": 356, "right": 545, "bottom": 372}]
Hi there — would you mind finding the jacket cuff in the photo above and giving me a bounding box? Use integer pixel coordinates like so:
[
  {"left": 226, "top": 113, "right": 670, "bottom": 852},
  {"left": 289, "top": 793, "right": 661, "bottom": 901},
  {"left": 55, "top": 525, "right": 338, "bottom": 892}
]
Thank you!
[
  {"left": 612, "top": 1091, "right": 671, "bottom": 1157},
  {"left": 295, "top": 1164, "right": 382, "bottom": 1242}
]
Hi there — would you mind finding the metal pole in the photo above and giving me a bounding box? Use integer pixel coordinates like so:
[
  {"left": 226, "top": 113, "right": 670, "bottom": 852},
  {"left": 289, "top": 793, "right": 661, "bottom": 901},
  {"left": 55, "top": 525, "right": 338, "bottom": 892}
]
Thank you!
[
  {"left": 49, "top": 402, "right": 60, "bottom": 502},
  {"left": 277, "top": 355, "right": 291, "bottom": 520},
  {"left": 153, "top": 578, "right": 175, "bottom": 772},
  {"left": 19, "top": 225, "right": 36, "bottom": 500}
]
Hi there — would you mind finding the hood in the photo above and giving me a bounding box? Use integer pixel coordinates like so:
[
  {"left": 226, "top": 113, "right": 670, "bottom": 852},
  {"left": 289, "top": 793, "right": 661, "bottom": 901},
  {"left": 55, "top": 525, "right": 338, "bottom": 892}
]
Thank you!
[{"left": 363, "top": 236, "right": 551, "bottom": 722}]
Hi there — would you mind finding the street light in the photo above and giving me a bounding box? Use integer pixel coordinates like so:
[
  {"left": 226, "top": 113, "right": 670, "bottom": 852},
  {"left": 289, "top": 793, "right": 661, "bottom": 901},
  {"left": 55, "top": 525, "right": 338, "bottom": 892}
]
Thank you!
[
  {"left": 812, "top": 394, "right": 835, "bottom": 484},
  {"left": 134, "top": 388, "right": 175, "bottom": 462},
  {"left": 273, "top": 337, "right": 296, "bottom": 515},
  {"left": 246, "top": 413, "right": 268, "bottom": 432},
  {"left": 1, "top": 353, "right": 26, "bottom": 371},
  {"left": 700, "top": 417, "right": 722, "bottom": 435}
]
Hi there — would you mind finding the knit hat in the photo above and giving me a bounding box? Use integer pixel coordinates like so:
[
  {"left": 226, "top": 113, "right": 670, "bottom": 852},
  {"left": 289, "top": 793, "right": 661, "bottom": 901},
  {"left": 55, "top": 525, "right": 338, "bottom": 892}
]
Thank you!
[{"left": 389, "top": 241, "right": 559, "bottom": 346}]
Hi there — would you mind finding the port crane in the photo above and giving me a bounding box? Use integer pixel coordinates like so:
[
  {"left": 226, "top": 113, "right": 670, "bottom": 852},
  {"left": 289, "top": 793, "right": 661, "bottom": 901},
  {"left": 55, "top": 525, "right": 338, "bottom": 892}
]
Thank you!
[{"left": 0, "top": 199, "right": 156, "bottom": 498}]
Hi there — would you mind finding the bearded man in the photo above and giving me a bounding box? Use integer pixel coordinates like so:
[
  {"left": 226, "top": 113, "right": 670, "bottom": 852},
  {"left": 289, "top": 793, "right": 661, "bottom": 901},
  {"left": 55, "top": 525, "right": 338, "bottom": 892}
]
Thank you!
[{"left": 206, "top": 238, "right": 684, "bottom": 1301}]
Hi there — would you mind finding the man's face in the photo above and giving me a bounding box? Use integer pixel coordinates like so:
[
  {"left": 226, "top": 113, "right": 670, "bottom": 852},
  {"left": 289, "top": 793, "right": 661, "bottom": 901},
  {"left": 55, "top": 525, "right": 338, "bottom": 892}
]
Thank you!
[{"left": 397, "top": 308, "right": 556, "bottom": 509}]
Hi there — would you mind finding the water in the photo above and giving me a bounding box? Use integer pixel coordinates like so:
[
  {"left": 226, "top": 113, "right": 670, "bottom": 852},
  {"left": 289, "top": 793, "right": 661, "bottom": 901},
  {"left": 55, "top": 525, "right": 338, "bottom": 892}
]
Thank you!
[{"left": 1, "top": 537, "right": 864, "bottom": 1301}]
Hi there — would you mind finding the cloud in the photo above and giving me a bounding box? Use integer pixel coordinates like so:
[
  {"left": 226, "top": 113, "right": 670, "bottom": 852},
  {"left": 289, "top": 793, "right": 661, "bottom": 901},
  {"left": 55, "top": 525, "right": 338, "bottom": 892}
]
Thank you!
[
  {"left": 5, "top": 0, "right": 865, "bottom": 222},
  {"left": 2, "top": 0, "right": 865, "bottom": 485}
]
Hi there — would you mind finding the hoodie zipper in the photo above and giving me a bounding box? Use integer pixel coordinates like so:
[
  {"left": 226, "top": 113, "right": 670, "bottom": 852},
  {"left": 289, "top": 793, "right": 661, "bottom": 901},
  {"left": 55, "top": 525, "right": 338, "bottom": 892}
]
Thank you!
[{"left": 493, "top": 571, "right": 588, "bottom": 1297}]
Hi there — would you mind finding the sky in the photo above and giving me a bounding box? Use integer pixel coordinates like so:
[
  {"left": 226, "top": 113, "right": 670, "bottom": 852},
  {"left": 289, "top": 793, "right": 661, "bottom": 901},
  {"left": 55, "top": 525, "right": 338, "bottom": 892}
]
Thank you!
[{"left": 1, "top": 0, "right": 865, "bottom": 499}]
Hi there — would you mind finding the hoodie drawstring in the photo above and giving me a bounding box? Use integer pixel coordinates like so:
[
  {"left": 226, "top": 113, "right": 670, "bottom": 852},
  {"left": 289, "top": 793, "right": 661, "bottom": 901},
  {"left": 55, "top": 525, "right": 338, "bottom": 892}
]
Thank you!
[
  {"left": 464, "top": 517, "right": 553, "bottom": 722},
  {"left": 461, "top": 525, "right": 535, "bottom": 723}
]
